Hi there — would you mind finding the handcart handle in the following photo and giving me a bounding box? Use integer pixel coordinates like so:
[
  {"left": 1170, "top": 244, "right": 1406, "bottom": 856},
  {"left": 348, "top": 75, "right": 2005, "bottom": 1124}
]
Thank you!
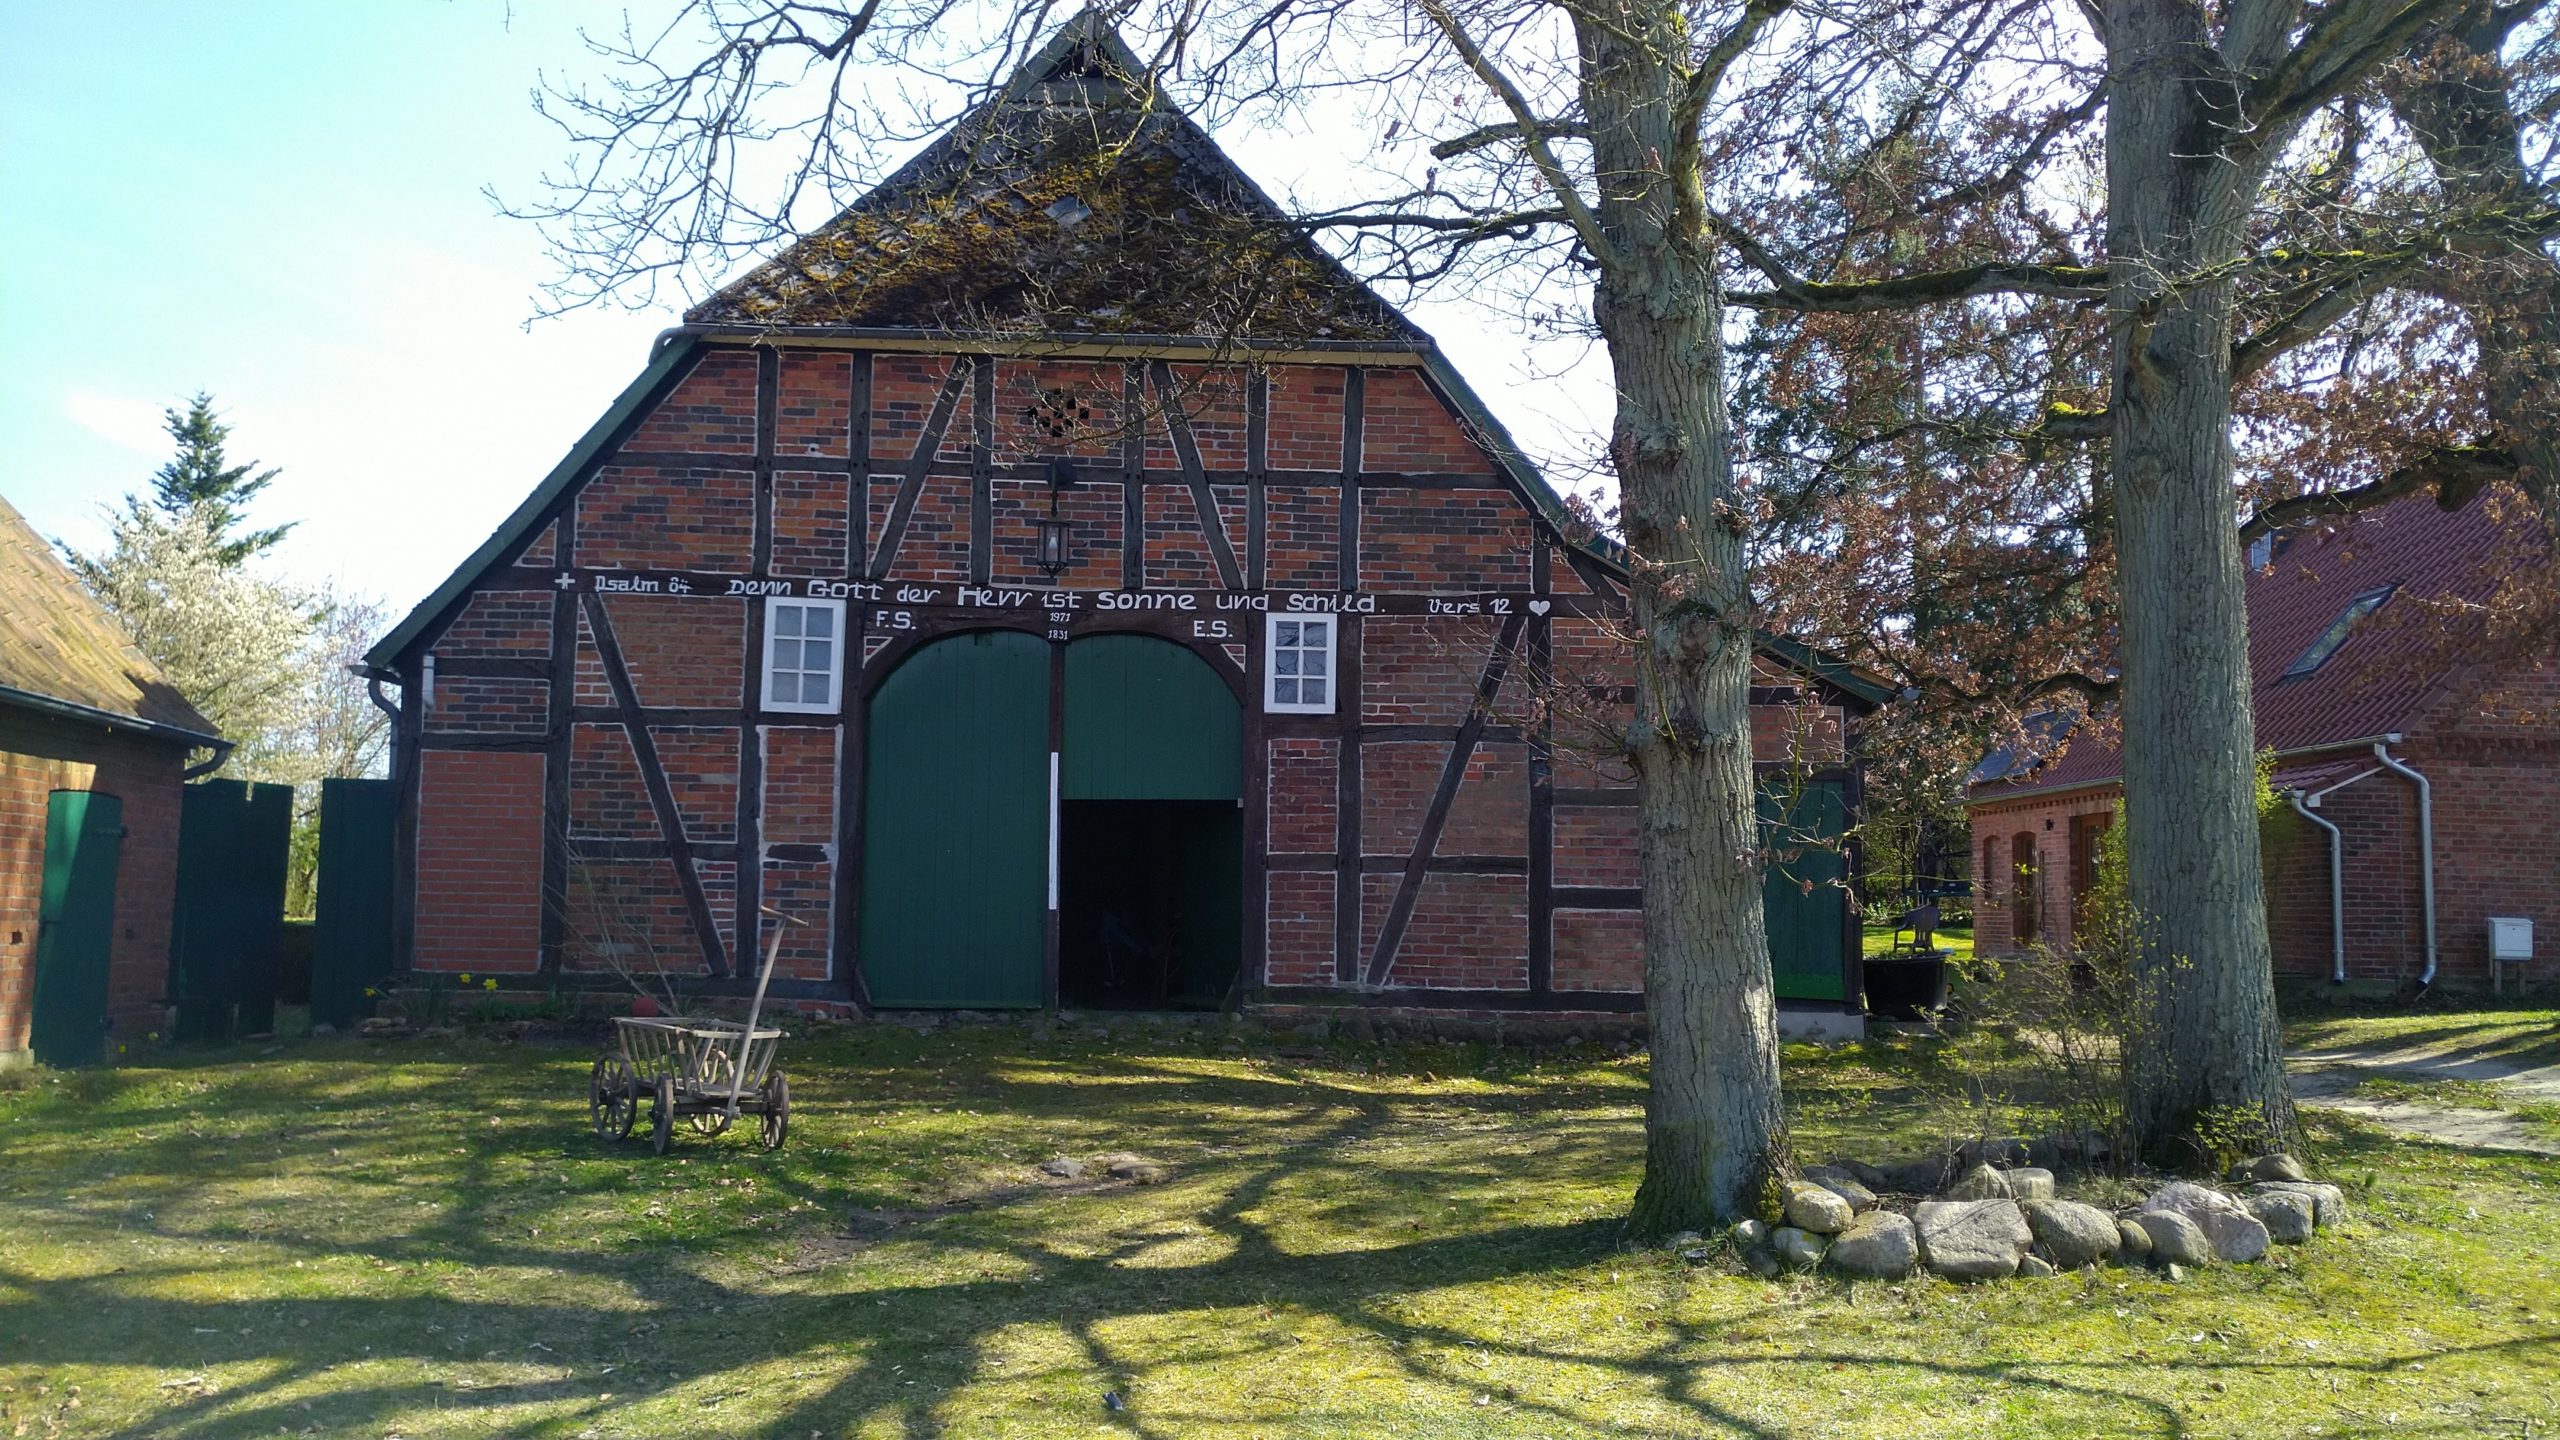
[{"left": 740, "top": 906, "right": 799, "bottom": 1050}]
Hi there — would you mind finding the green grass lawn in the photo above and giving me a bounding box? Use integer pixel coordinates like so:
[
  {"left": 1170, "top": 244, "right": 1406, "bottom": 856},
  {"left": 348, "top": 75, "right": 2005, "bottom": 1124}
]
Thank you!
[
  {"left": 2, "top": 1016, "right": 2556, "bottom": 1438},
  {"left": 1861, "top": 922, "right": 1975, "bottom": 966}
]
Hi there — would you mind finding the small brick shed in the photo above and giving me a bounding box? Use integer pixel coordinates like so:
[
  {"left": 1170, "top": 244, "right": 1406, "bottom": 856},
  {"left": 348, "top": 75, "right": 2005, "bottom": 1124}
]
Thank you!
[
  {"left": 1969, "top": 489, "right": 2555, "bottom": 989},
  {"left": 364, "top": 18, "right": 1883, "bottom": 1026},
  {"left": 2, "top": 493, "right": 225, "bottom": 1066}
]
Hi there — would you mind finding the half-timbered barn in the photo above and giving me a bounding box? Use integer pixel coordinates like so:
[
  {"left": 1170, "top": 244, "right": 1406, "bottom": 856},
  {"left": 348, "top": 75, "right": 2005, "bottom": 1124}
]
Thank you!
[{"left": 364, "top": 17, "right": 1882, "bottom": 1030}]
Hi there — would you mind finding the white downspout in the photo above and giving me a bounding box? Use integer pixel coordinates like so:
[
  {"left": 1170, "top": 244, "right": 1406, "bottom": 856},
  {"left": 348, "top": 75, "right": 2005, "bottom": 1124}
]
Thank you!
[
  {"left": 2372, "top": 737, "right": 2438, "bottom": 987},
  {"left": 2290, "top": 792, "right": 2346, "bottom": 984}
]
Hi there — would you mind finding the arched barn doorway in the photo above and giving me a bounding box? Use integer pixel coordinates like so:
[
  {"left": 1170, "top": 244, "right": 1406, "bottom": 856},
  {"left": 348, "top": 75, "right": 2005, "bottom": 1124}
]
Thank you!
[
  {"left": 1058, "top": 634, "right": 1243, "bottom": 1010},
  {"left": 859, "top": 630, "right": 1051, "bottom": 1008},
  {"left": 856, "top": 629, "right": 1243, "bottom": 1010}
]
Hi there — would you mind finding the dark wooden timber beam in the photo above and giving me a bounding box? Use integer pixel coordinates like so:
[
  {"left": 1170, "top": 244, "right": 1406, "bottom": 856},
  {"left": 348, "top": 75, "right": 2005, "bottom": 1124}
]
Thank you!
[
  {"left": 582, "top": 591, "right": 730, "bottom": 977},
  {"left": 1365, "top": 611, "right": 1527, "bottom": 988}
]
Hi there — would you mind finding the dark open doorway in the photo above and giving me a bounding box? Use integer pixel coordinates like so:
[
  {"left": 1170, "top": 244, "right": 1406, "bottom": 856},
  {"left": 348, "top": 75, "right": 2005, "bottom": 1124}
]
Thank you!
[{"left": 1059, "top": 799, "right": 1241, "bottom": 1009}]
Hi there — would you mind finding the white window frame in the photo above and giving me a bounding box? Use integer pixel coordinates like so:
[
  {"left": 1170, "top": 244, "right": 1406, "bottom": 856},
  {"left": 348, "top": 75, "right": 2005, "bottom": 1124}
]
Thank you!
[
  {"left": 1263, "top": 613, "right": 1338, "bottom": 714},
  {"left": 761, "top": 596, "right": 847, "bottom": 714}
]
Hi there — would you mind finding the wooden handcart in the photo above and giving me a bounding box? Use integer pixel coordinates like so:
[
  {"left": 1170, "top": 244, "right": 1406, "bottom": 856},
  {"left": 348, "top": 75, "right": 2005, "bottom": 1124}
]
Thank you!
[{"left": 587, "top": 909, "right": 799, "bottom": 1154}]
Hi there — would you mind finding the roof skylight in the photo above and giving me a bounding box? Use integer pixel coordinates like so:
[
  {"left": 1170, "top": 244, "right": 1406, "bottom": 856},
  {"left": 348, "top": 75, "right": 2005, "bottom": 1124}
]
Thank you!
[{"left": 2280, "top": 585, "right": 2395, "bottom": 681}]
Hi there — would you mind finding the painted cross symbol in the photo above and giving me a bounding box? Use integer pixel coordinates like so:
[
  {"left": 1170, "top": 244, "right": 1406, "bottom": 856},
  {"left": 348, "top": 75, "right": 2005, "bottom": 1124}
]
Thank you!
[{"left": 554, "top": 572, "right": 577, "bottom": 590}]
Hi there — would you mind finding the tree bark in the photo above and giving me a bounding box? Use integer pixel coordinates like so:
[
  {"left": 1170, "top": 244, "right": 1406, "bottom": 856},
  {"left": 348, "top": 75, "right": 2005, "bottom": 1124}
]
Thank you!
[
  {"left": 2106, "top": 0, "right": 2301, "bottom": 1164},
  {"left": 1571, "top": 3, "right": 1793, "bottom": 1233}
]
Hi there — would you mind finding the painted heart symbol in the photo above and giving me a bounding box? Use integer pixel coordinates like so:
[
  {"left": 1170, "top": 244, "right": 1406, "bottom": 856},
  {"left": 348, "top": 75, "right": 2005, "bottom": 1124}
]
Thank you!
[{"left": 1528, "top": 599, "right": 1551, "bottom": 615}]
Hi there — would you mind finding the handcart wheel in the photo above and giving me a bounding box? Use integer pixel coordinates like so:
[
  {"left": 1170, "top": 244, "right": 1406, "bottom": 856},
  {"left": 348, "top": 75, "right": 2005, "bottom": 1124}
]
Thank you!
[
  {"left": 590, "top": 1052, "right": 638, "bottom": 1140},
  {"left": 689, "top": 1109, "right": 735, "bottom": 1137},
  {"left": 651, "top": 1073, "right": 676, "bottom": 1156},
  {"left": 758, "top": 1071, "right": 790, "bottom": 1151}
]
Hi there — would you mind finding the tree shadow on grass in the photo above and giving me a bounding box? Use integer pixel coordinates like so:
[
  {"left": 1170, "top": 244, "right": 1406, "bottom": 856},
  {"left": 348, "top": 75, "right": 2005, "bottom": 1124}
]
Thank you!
[{"left": 3, "top": 1030, "right": 2557, "bottom": 1437}]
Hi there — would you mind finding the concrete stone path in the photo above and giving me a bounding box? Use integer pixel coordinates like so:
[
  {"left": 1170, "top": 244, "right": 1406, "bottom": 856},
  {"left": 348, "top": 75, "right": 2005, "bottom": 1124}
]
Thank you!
[{"left": 2288, "top": 1032, "right": 2560, "bottom": 1156}]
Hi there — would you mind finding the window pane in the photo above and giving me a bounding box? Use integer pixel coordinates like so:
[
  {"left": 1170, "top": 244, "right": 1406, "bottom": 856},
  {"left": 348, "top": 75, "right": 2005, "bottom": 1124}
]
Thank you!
[
  {"left": 775, "top": 606, "right": 803, "bottom": 638},
  {"left": 1273, "top": 678, "right": 1299, "bottom": 704},
  {"left": 773, "top": 638, "right": 802, "bottom": 670},
  {"left": 1275, "top": 650, "right": 1299, "bottom": 676},
  {"left": 1305, "top": 617, "right": 1330, "bottom": 643},
  {"left": 1303, "top": 649, "right": 1327, "bottom": 678},
  {"left": 804, "top": 607, "right": 834, "bottom": 639},
  {"left": 1302, "top": 679, "right": 1326, "bottom": 706},
  {"left": 803, "top": 639, "right": 832, "bottom": 672},
  {"left": 1276, "top": 620, "right": 1300, "bottom": 646},
  {"left": 767, "top": 672, "right": 795, "bottom": 706},
  {"left": 800, "top": 673, "right": 831, "bottom": 705}
]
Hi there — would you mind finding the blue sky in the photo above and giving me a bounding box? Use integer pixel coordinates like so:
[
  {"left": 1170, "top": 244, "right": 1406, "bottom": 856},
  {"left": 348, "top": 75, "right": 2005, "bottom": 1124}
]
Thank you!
[{"left": 0, "top": 3, "right": 1607, "bottom": 618}]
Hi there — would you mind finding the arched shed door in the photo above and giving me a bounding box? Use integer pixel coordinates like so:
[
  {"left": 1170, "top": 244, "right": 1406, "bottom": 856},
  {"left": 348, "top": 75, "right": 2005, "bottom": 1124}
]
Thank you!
[{"left": 859, "top": 630, "right": 1051, "bottom": 1008}]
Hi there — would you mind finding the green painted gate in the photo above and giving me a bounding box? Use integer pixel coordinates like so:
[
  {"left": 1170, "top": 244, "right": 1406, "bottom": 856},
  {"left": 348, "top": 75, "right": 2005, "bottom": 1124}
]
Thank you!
[
  {"left": 29, "top": 791, "right": 123, "bottom": 1067},
  {"left": 859, "top": 631, "right": 1051, "bottom": 1008},
  {"left": 311, "top": 777, "right": 398, "bottom": 1029},
  {"left": 1063, "top": 634, "right": 1241, "bottom": 800},
  {"left": 171, "top": 780, "right": 294, "bottom": 1042},
  {"left": 1760, "top": 780, "right": 1849, "bottom": 1002}
]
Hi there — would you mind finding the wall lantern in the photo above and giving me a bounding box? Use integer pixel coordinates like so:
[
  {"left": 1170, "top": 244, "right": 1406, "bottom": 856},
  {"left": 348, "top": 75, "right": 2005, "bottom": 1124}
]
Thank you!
[{"left": 1038, "top": 456, "right": 1079, "bottom": 578}]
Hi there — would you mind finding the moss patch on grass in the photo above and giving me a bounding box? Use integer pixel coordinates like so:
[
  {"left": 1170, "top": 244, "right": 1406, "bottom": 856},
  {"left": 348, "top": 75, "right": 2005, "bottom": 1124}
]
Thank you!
[{"left": 1, "top": 1021, "right": 2555, "bottom": 1437}]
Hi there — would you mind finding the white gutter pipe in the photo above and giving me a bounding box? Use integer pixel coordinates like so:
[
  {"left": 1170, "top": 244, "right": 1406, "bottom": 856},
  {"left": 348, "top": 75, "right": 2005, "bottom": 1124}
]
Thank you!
[
  {"left": 2289, "top": 792, "right": 2347, "bottom": 984},
  {"left": 2372, "top": 737, "right": 2438, "bottom": 987}
]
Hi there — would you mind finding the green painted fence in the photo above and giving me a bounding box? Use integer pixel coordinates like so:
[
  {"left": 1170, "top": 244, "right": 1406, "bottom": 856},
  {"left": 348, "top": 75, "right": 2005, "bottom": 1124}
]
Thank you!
[
  {"left": 311, "top": 777, "right": 398, "bottom": 1029},
  {"left": 171, "top": 779, "right": 293, "bottom": 1042}
]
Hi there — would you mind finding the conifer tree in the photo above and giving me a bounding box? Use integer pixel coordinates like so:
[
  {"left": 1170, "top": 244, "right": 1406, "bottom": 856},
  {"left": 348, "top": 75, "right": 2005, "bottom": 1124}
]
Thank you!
[{"left": 151, "top": 392, "right": 292, "bottom": 564}]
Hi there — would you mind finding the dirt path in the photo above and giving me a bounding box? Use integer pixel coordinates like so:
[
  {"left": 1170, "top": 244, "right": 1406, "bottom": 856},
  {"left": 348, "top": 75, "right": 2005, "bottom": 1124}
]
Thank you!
[{"left": 2289, "top": 1036, "right": 2560, "bottom": 1156}]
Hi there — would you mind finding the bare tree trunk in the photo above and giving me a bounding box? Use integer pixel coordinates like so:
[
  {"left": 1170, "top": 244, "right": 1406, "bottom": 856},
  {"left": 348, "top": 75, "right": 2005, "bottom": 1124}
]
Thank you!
[
  {"left": 1573, "top": 6, "right": 1792, "bottom": 1233},
  {"left": 2107, "top": 0, "right": 2301, "bottom": 1164}
]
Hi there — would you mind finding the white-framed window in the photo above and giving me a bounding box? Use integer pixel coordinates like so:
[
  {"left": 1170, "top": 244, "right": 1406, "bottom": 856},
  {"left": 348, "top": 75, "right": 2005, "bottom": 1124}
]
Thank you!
[
  {"left": 762, "top": 596, "right": 845, "bottom": 713},
  {"left": 1264, "top": 614, "right": 1337, "bottom": 714}
]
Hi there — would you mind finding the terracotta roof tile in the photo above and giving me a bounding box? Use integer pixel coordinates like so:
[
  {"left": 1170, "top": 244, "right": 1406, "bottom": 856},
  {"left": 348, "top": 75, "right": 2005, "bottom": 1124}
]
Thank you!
[{"left": 1970, "top": 488, "right": 2536, "bottom": 799}]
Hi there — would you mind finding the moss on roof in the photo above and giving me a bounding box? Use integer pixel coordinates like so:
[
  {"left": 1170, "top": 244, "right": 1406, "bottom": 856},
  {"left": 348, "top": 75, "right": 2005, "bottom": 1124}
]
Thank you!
[{"left": 0, "top": 493, "right": 220, "bottom": 743}]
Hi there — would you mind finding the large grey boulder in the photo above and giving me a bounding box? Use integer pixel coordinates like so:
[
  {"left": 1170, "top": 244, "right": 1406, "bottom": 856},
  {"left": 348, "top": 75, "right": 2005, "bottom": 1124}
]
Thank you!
[
  {"left": 2005, "top": 1167, "right": 2057, "bottom": 1202},
  {"left": 2229, "top": 1153, "right": 2309, "bottom": 1184},
  {"left": 2248, "top": 1180, "right": 2349, "bottom": 1229},
  {"left": 2021, "top": 1199, "right": 2121, "bottom": 1269},
  {"left": 1827, "top": 1212, "right": 1919, "bottom": 1280},
  {"left": 1784, "top": 1182, "right": 1856, "bottom": 1235},
  {"left": 2141, "top": 1181, "right": 2269, "bottom": 1263},
  {"left": 1773, "top": 1226, "right": 1828, "bottom": 1269},
  {"left": 1915, "top": 1199, "right": 2033, "bottom": 1280},
  {"left": 1802, "top": 1166, "right": 1879, "bottom": 1214},
  {"left": 1730, "top": 1218, "right": 1769, "bottom": 1251},
  {"left": 2132, "top": 1210, "right": 2213, "bottom": 1267},
  {"left": 2246, "top": 1191, "right": 2316, "bottom": 1244},
  {"left": 1944, "top": 1164, "right": 2014, "bottom": 1201}
]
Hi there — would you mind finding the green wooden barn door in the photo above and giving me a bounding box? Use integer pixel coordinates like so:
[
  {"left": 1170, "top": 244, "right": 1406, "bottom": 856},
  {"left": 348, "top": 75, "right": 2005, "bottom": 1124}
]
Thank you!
[
  {"left": 859, "top": 631, "right": 1051, "bottom": 1008},
  {"left": 1063, "top": 634, "right": 1241, "bottom": 800},
  {"left": 311, "top": 778, "right": 398, "bottom": 1030},
  {"left": 1760, "top": 780, "right": 1848, "bottom": 1002},
  {"left": 30, "top": 790, "right": 123, "bottom": 1067}
]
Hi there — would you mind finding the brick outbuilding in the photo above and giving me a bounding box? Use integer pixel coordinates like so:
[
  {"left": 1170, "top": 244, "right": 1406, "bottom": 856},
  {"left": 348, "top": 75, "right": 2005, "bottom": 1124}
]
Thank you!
[
  {"left": 365, "top": 18, "right": 1883, "bottom": 1027},
  {"left": 1968, "top": 489, "right": 2554, "bottom": 990},
  {"left": 2, "top": 494, "right": 225, "bottom": 1066}
]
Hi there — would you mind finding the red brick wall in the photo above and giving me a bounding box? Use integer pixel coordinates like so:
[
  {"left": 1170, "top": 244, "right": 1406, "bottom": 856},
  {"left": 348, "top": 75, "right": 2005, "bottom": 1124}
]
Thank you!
[
  {"left": 1, "top": 709, "right": 188, "bottom": 1061},
  {"left": 415, "top": 750, "right": 545, "bottom": 975},
  {"left": 1965, "top": 786, "right": 2121, "bottom": 954},
  {"left": 408, "top": 346, "right": 1846, "bottom": 1011}
]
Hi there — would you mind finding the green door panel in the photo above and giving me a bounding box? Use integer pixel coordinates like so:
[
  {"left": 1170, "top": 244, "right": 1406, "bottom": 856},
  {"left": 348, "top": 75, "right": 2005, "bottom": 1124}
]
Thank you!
[
  {"left": 31, "top": 790, "right": 123, "bottom": 1067},
  {"left": 859, "top": 630, "right": 1051, "bottom": 1008},
  {"left": 171, "top": 780, "right": 294, "bottom": 1043},
  {"left": 1760, "top": 780, "right": 1848, "bottom": 1002},
  {"left": 311, "top": 778, "right": 398, "bottom": 1030},
  {"left": 1063, "top": 635, "right": 1241, "bottom": 801}
]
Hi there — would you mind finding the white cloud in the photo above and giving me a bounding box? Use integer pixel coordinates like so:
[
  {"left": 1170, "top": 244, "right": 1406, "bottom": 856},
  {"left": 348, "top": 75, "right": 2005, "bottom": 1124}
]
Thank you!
[{"left": 60, "top": 388, "right": 169, "bottom": 457}]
